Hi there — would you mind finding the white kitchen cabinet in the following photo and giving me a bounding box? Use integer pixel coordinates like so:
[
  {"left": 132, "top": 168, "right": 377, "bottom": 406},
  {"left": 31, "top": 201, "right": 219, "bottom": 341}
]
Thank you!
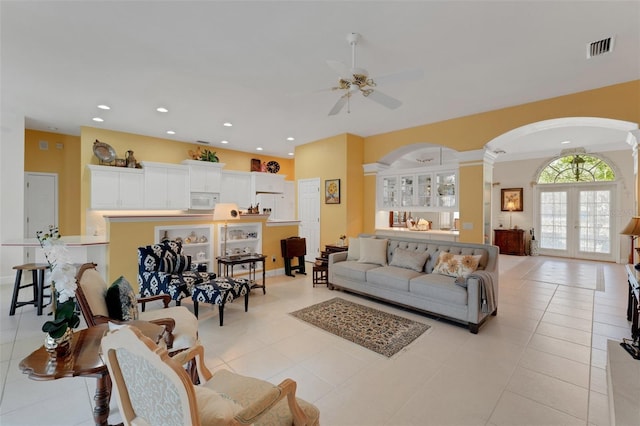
[
  {"left": 181, "top": 160, "right": 224, "bottom": 193},
  {"left": 141, "top": 162, "right": 189, "bottom": 210},
  {"left": 251, "top": 172, "right": 285, "bottom": 194},
  {"left": 88, "top": 165, "right": 144, "bottom": 210},
  {"left": 221, "top": 170, "right": 252, "bottom": 209},
  {"left": 255, "top": 181, "right": 295, "bottom": 221},
  {"left": 155, "top": 224, "right": 214, "bottom": 272}
]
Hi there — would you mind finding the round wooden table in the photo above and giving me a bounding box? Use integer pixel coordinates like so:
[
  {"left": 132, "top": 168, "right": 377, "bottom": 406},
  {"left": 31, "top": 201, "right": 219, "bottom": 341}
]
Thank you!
[{"left": 19, "top": 321, "right": 164, "bottom": 426}]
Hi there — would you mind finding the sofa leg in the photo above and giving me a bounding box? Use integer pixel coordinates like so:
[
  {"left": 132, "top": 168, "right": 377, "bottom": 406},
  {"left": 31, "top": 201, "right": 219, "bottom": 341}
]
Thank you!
[
  {"left": 218, "top": 303, "right": 225, "bottom": 326},
  {"left": 469, "top": 323, "right": 479, "bottom": 334},
  {"left": 175, "top": 299, "right": 181, "bottom": 307},
  {"left": 492, "top": 308, "right": 498, "bottom": 316},
  {"left": 193, "top": 301, "right": 199, "bottom": 318}
]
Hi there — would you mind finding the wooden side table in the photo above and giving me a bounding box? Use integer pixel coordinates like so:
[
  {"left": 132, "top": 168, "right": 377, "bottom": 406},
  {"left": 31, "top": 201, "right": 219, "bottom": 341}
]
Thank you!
[
  {"left": 19, "top": 322, "right": 165, "bottom": 426},
  {"left": 216, "top": 254, "right": 267, "bottom": 294}
]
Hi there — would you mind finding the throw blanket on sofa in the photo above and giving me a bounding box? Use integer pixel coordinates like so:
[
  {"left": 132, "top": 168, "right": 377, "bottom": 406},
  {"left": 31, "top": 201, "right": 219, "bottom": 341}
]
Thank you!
[{"left": 457, "top": 271, "right": 496, "bottom": 314}]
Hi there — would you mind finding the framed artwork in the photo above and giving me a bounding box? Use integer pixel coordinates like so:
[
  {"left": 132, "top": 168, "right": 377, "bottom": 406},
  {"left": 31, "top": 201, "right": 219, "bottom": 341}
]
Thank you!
[
  {"left": 250, "top": 158, "right": 262, "bottom": 172},
  {"left": 325, "top": 179, "right": 340, "bottom": 204},
  {"left": 501, "top": 188, "right": 523, "bottom": 211}
]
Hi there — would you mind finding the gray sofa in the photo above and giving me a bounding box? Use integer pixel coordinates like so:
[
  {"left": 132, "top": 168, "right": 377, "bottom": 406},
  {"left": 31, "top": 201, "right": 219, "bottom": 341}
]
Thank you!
[{"left": 328, "top": 234, "right": 499, "bottom": 333}]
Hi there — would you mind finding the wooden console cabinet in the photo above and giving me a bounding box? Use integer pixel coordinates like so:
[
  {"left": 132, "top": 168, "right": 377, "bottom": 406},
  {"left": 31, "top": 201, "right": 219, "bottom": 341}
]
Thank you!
[{"left": 494, "top": 229, "right": 526, "bottom": 256}]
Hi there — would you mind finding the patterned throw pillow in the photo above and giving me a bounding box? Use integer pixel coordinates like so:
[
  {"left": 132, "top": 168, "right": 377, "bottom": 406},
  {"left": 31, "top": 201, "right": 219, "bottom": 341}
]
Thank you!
[
  {"left": 389, "top": 247, "right": 430, "bottom": 272},
  {"left": 432, "top": 252, "right": 482, "bottom": 279},
  {"left": 105, "top": 276, "right": 139, "bottom": 321},
  {"left": 160, "top": 254, "right": 191, "bottom": 274}
]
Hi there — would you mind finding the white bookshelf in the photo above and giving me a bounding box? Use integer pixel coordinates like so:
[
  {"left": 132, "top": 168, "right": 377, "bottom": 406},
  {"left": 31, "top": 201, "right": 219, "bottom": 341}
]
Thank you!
[
  {"left": 217, "top": 222, "right": 262, "bottom": 274},
  {"left": 155, "top": 224, "right": 214, "bottom": 272}
]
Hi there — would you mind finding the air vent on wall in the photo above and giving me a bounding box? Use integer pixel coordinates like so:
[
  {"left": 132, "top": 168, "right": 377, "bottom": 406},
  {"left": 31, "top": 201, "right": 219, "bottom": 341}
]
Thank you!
[
  {"left": 196, "top": 140, "right": 211, "bottom": 145},
  {"left": 587, "top": 37, "right": 614, "bottom": 58}
]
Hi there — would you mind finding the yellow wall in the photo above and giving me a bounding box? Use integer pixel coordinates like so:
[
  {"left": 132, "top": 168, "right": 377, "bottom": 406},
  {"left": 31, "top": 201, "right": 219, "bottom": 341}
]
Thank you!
[
  {"left": 24, "top": 130, "right": 81, "bottom": 235},
  {"left": 364, "top": 81, "right": 639, "bottom": 163},
  {"left": 107, "top": 216, "right": 298, "bottom": 287},
  {"left": 295, "top": 133, "right": 366, "bottom": 247},
  {"left": 458, "top": 163, "right": 485, "bottom": 242}
]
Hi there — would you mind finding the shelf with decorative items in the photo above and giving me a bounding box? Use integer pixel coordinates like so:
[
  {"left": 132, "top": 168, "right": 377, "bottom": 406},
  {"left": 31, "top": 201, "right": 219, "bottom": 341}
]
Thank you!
[
  {"left": 216, "top": 222, "right": 262, "bottom": 275},
  {"left": 155, "top": 225, "right": 214, "bottom": 272}
]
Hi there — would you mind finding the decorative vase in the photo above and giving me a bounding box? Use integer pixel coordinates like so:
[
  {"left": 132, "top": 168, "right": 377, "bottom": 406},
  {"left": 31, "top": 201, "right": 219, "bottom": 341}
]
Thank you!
[
  {"left": 44, "top": 328, "right": 73, "bottom": 360},
  {"left": 126, "top": 150, "right": 136, "bottom": 168}
]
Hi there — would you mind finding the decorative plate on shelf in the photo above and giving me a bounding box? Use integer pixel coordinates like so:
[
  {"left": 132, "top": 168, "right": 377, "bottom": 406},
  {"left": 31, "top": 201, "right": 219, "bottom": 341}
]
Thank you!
[
  {"left": 266, "top": 160, "right": 280, "bottom": 173},
  {"left": 93, "top": 140, "right": 116, "bottom": 163}
]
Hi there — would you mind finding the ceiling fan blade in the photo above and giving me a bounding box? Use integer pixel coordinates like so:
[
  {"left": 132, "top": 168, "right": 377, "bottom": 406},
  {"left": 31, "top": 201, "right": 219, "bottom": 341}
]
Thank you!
[
  {"left": 374, "top": 68, "right": 424, "bottom": 86},
  {"left": 366, "top": 90, "right": 402, "bottom": 110},
  {"left": 328, "top": 94, "right": 349, "bottom": 116},
  {"left": 327, "top": 60, "right": 350, "bottom": 78}
]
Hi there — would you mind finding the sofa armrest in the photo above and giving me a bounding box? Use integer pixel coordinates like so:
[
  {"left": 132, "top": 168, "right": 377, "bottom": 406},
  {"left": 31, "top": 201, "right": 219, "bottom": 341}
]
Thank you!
[
  {"left": 465, "top": 271, "right": 498, "bottom": 323},
  {"left": 328, "top": 251, "right": 348, "bottom": 265}
]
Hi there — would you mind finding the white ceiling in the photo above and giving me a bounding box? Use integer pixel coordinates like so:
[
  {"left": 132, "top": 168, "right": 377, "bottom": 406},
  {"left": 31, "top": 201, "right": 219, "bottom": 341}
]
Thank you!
[{"left": 2, "top": 1, "right": 639, "bottom": 161}]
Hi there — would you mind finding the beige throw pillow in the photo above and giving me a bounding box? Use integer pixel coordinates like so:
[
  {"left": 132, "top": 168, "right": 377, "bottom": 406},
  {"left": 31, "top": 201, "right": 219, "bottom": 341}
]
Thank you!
[
  {"left": 433, "top": 252, "right": 481, "bottom": 278},
  {"left": 358, "top": 238, "right": 388, "bottom": 266},
  {"left": 389, "top": 247, "right": 430, "bottom": 272},
  {"left": 347, "top": 237, "right": 360, "bottom": 261}
]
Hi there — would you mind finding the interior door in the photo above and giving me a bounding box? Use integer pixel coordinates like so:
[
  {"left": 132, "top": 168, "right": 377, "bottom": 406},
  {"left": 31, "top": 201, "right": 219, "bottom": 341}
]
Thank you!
[
  {"left": 25, "top": 173, "right": 58, "bottom": 238},
  {"left": 536, "top": 183, "right": 614, "bottom": 261},
  {"left": 298, "top": 178, "right": 320, "bottom": 262}
]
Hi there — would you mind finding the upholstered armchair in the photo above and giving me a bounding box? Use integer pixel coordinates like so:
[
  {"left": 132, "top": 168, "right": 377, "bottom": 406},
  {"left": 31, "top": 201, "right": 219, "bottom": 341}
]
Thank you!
[
  {"left": 138, "top": 240, "right": 215, "bottom": 304},
  {"left": 102, "top": 325, "right": 320, "bottom": 426}
]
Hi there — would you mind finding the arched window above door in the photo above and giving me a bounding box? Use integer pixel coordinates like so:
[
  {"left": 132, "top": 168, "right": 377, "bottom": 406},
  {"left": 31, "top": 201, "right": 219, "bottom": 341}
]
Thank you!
[{"left": 537, "top": 154, "right": 615, "bottom": 183}]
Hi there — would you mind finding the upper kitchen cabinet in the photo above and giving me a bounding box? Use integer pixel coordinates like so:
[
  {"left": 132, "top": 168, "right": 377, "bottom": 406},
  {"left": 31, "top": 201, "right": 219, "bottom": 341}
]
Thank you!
[
  {"left": 141, "top": 162, "right": 190, "bottom": 210},
  {"left": 251, "top": 172, "right": 285, "bottom": 194},
  {"left": 221, "top": 170, "right": 252, "bottom": 209},
  {"left": 181, "top": 160, "right": 225, "bottom": 193},
  {"left": 88, "top": 165, "right": 144, "bottom": 210}
]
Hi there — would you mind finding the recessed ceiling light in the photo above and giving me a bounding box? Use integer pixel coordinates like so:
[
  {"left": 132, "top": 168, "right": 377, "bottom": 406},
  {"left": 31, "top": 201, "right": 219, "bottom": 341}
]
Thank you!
[
  {"left": 166, "top": 130, "right": 176, "bottom": 135},
  {"left": 287, "top": 137, "right": 295, "bottom": 141},
  {"left": 561, "top": 140, "right": 571, "bottom": 144},
  {"left": 288, "top": 152, "right": 294, "bottom": 156},
  {"left": 156, "top": 107, "right": 169, "bottom": 113},
  {"left": 223, "top": 122, "right": 232, "bottom": 127},
  {"left": 92, "top": 117, "right": 104, "bottom": 122},
  {"left": 256, "top": 147, "right": 263, "bottom": 151},
  {"left": 97, "top": 104, "right": 110, "bottom": 110},
  {"left": 220, "top": 140, "right": 229, "bottom": 144}
]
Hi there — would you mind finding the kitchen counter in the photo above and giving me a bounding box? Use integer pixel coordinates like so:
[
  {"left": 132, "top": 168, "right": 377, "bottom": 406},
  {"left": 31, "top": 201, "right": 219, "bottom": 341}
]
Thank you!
[{"left": 376, "top": 227, "right": 459, "bottom": 242}]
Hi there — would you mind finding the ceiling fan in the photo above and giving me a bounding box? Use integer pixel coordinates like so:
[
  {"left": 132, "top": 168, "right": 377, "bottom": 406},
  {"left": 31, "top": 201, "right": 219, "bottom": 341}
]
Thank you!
[{"left": 326, "top": 33, "right": 423, "bottom": 116}]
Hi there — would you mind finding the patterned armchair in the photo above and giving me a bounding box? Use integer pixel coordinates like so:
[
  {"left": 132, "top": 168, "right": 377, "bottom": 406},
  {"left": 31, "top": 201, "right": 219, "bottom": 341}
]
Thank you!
[{"left": 138, "top": 240, "right": 215, "bottom": 304}]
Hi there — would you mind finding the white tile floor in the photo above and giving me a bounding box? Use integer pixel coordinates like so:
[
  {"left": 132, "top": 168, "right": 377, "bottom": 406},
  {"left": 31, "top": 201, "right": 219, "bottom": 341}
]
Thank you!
[{"left": 0, "top": 254, "right": 634, "bottom": 425}]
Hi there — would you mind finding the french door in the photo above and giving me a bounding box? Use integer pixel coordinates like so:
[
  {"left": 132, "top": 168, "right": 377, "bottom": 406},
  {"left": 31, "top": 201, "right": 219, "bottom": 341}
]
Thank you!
[{"left": 536, "top": 183, "right": 615, "bottom": 261}]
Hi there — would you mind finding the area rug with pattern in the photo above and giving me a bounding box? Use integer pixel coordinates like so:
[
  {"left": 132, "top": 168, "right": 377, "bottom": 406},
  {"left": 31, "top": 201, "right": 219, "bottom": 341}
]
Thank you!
[{"left": 289, "top": 297, "right": 430, "bottom": 357}]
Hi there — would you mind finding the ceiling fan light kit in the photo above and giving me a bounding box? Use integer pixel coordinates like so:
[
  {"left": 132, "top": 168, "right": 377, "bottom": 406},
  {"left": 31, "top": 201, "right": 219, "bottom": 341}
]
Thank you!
[{"left": 325, "top": 32, "right": 422, "bottom": 116}]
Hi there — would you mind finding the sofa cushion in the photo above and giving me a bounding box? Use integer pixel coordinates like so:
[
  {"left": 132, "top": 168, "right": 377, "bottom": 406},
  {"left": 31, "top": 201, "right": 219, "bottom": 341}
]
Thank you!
[
  {"left": 389, "top": 247, "right": 430, "bottom": 272},
  {"left": 193, "top": 386, "right": 243, "bottom": 426},
  {"left": 366, "top": 266, "right": 422, "bottom": 291},
  {"left": 409, "top": 274, "right": 468, "bottom": 306},
  {"left": 105, "top": 276, "right": 139, "bottom": 321},
  {"left": 347, "top": 237, "right": 360, "bottom": 260},
  {"left": 433, "top": 252, "right": 482, "bottom": 278},
  {"left": 358, "top": 238, "right": 388, "bottom": 265},
  {"left": 332, "top": 260, "right": 379, "bottom": 282}
]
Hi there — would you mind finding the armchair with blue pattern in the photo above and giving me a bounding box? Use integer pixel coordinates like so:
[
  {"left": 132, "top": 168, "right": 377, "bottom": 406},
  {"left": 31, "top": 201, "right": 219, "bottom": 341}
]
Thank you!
[{"left": 138, "top": 240, "right": 216, "bottom": 305}]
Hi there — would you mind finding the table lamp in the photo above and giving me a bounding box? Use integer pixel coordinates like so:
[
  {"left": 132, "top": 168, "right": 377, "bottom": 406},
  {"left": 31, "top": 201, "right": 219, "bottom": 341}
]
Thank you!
[
  {"left": 506, "top": 201, "right": 516, "bottom": 229},
  {"left": 621, "top": 216, "right": 640, "bottom": 269},
  {"left": 213, "top": 203, "right": 239, "bottom": 257}
]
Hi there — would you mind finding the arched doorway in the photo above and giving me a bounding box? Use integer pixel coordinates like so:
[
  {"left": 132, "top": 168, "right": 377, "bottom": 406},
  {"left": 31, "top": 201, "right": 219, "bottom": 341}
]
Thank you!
[{"left": 534, "top": 152, "right": 618, "bottom": 261}]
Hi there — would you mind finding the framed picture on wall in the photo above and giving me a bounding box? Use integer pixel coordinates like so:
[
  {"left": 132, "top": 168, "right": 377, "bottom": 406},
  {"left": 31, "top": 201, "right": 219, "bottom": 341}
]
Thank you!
[
  {"left": 501, "top": 188, "right": 523, "bottom": 211},
  {"left": 325, "top": 179, "right": 340, "bottom": 204}
]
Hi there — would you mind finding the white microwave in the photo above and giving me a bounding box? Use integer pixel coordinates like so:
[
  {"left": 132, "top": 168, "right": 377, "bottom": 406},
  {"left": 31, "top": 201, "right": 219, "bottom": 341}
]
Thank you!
[{"left": 190, "top": 192, "right": 219, "bottom": 210}]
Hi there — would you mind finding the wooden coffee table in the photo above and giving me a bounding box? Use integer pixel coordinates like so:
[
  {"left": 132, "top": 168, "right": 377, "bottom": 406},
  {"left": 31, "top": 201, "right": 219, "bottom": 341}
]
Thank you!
[{"left": 19, "top": 321, "right": 164, "bottom": 426}]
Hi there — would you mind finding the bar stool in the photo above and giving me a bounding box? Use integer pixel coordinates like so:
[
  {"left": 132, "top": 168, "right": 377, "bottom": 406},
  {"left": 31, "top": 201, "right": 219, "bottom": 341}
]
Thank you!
[{"left": 10, "top": 263, "right": 51, "bottom": 316}]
